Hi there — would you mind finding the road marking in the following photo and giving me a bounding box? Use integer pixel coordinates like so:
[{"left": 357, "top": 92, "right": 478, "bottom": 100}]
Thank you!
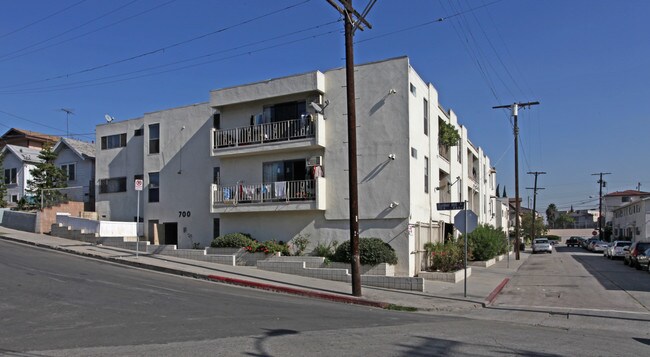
[{"left": 493, "top": 304, "right": 650, "bottom": 316}]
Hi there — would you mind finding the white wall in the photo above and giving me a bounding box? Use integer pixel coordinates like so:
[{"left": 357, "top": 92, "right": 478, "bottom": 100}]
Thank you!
[
  {"left": 2, "top": 151, "right": 36, "bottom": 203},
  {"left": 54, "top": 146, "right": 94, "bottom": 202}
]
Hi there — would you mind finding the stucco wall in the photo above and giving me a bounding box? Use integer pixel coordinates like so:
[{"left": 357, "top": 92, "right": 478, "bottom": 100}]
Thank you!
[
  {"left": 1, "top": 210, "right": 37, "bottom": 232},
  {"left": 54, "top": 146, "right": 94, "bottom": 203}
]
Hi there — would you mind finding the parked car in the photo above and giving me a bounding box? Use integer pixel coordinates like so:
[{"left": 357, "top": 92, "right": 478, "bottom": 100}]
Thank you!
[
  {"left": 583, "top": 238, "right": 599, "bottom": 250},
  {"left": 624, "top": 241, "right": 650, "bottom": 269},
  {"left": 606, "top": 241, "right": 631, "bottom": 259},
  {"left": 532, "top": 238, "right": 553, "bottom": 254},
  {"left": 565, "top": 236, "right": 581, "bottom": 247},
  {"left": 587, "top": 239, "right": 600, "bottom": 251},
  {"left": 592, "top": 241, "right": 608, "bottom": 253},
  {"left": 637, "top": 248, "right": 650, "bottom": 271}
]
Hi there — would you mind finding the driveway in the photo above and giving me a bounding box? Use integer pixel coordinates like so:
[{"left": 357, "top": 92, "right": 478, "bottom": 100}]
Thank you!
[{"left": 493, "top": 246, "right": 650, "bottom": 314}]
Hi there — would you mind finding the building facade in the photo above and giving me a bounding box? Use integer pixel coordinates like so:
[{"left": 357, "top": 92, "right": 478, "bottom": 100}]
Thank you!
[
  {"left": 95, "top": 57, "right": 498, "bottom": 276},
  {"left": 53, "top": 138, "right": 96, "bottom": 211},
  {"left": 612, "top": 197, "right": 650, "bottom": 242},
  {"left": 1, "top": 145, "right": 42, "bottom": 204}
]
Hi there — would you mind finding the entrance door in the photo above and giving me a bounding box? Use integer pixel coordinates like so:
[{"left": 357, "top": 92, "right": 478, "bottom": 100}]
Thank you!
[{"left": 164, "top": 222, "right": 178, "bottom": 246}]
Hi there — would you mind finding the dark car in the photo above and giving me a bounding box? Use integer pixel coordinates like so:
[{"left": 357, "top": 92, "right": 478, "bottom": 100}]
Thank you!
[
  {"left": 566, "top": 236, "right": 581, "bottom": 247},
  {"left": 637, "top": 248, "right": 650, "bottom": 271},
  {"left": 624, "top": 241, "right": 650, "bottom": 269}
]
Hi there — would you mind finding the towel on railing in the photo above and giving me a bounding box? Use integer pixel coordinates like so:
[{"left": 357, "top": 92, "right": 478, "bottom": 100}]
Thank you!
[
  {"left": 262, "top": 184, "right": 271, "bottom": 194},
  {"left": 275, "top": 181, "right": 286, "bottom": 198},
  {"left": 223, "top": 187, "right": 231, "bottom": 200}
]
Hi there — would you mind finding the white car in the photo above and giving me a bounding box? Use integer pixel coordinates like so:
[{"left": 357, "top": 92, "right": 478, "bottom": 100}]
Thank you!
[
  {"left": 592, "top": 241, "right": 608, "bottom": 253},
  {"left": 606, "top": 240, "right": 631, "bottom": 259},
  {"left": 532, "top": 238, "right": 553, "bottom": 254}
]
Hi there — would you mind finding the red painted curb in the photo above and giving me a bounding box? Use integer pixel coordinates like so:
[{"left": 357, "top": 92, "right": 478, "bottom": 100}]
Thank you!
[
  {"left": 485, "top": 278, "right": 509, "bottom": 305},
  {"left": 207, "top": 275, "right": 390, "bottom": 309}
]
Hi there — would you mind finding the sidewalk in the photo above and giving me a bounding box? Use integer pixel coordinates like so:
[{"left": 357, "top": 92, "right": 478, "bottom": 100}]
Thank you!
[{"left": 0, "top": 227, "right": 526, "bottom": 312}]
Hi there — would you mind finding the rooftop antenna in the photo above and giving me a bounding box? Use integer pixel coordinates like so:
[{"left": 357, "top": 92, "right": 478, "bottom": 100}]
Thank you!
[
  {"left": 104, "top": 114, "right": 115, "bottom": 123},
  {"left": 60, "top": 108, "right": 75, "bottom": 138}
]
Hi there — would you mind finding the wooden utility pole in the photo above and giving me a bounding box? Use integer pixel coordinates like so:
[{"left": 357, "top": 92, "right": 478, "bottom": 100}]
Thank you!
[
  {"left": 592, "top": 172, "right": 611, "bottom": 241},
  {"left": 493, "top": 101, "right": 539, "bottom": 260},
  {"left": 526, "top": 171, "right": 546, "bottom": 241},
  {"left": 326, "top": 0, "right": 375, "bottom": 297}
]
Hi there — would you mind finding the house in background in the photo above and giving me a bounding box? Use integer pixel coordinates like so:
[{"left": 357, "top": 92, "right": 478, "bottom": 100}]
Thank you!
[
  {"left": 603, "top": 190, "right": 650, "bottom": 227},
  {"left": 612, "top": 197, "right": 650, "bottom": 242},
  {"left": 53, "top": 138, "right": 96, "bottom": 211},
  {"left": 0, "top": 128, "right": 59, "bottom": 150},
  {"left": 1, "top": 145, "right": 43, "bottom": 204}
]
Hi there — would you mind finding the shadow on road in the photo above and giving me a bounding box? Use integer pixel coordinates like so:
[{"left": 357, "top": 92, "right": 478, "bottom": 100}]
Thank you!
[{"left": 399, "top": 336, "right": 563, "bottom": 357}]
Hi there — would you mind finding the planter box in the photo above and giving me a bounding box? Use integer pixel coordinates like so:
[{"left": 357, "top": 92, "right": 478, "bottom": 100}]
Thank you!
[
  {"left": 328, "top": 262, "right": 395, "bottom": 276},
  {"left": 206, "top": 247, "right": 245, "bottom": 255},
  {"left": 469, "top": 258, "right": 496, "bottom": 268},
  {"left": 419, "top": 267, "right": 471, "bottom": 283}
]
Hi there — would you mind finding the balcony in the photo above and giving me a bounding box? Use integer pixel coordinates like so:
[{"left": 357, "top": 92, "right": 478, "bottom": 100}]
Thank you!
[
  {"left": 211, "top": 178, "right": 326, "bottom": 213},
  {"left": 211, "top": 115, "right": 325, "bottom": 157}
]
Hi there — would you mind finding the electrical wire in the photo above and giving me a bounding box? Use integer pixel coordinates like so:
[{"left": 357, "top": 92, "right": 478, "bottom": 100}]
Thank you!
[
  {"left": 0, "top": 109, "right": 93, "bottom": 140},
  {"left": 0, "top": 0, "right": 312, "bottom": 87},
  {"left": 0, "top": 0, "right": 178, "bottom": 66},
  {"left": 0, "top": 19, "right": 341, "bottom": 94},
  {"left": 0, "top": 0, "right": 141, "bottom": 62},
  {"left": 0, "top": 0, "right": 88, "bottom": 41}
]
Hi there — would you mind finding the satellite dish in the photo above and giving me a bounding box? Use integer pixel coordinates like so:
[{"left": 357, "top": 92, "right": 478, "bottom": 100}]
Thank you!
[
  {"left": 104, "top": 114, "right": 114, "bottom": 123},
  {"left": 310, "top": 102, "right": 323, "bottom": 114}
]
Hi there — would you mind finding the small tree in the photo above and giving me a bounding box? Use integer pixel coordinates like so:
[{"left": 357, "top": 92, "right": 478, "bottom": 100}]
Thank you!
[
  {"left": 0, "top": 152, "right": 7, "bottom": 208},
  {"left": 26, "top": 143, "right": 67, "bottom": 208},
  {"left": 521, "top": 214, "right": 547, "bottom": 241},
  {"left": 438, "top": 118, "right": 461, "bottom": 148},
  {"left": 546, "top": 203, "right": 558, "bottom": 229},
  {"left": 555, "top": 212, "right": 575, "bottom": 229}
]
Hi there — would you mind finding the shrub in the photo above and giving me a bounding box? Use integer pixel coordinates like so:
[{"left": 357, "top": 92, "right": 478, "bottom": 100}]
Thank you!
[
  {"left": 290, "top": 234, "right": 310, "bottom": 256},
  {"left": 546, "top": 235, "right": 561, "bottom": 241},
  {"left": 311, "top": 240, "right": 338, "bottom": 258},
  {"left": 465, "top": 224, "right": 507, "bottom": 261},
  {"left": 332, "top": 238, "right": 398, "bottom": 266},
  {"left": 210, "top": 232, "right": 254, "bottom": 248},
  {"left": 424, "top": 240, "right": 464, "bottom": 272},
  {"left": 244, "top": 240, "right": 290, "bottom": 255}
]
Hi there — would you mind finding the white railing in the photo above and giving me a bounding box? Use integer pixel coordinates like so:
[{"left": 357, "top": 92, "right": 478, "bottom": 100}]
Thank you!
[
  {"left": 213, "top": 117, "right": 315, "bottom": 149},
  {"left": 213, "top": 179, "right": 316, "bottom": 205}
]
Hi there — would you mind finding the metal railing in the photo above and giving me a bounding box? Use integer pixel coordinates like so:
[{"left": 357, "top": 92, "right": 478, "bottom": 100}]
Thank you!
[
  {"left": 213, "top": 117, "right": 315, "bottom": 149},
  {"left": 213, "top": 179, "right": 316, "bottom": 205}
]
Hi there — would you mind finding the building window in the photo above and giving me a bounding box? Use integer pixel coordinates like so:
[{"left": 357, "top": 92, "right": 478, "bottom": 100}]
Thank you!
[
  {"left": 213, "top": 113, "right": 221, "bottom": 129},
  {"left": 411, "top": 147, "right": 417, "bottom": 159},
  {"left": 424, "top": 156, "right": 429, "bottom": 193},
  {"left": 99, "top": 177, "right": 127, "bottom": 193},
  {"left": 60, "top": 163, "right": 75, "bottom": 181},
  {"left": 134, "top": 128, "right": 143, "bottom": 136},
  {"left": 149, "top": 124, "right": 160, "bottom": 154},
  {"left": 213, "top": 167, "right": 220, "bottom": 185},
  {"left": 423, "top": 98, "right": 428, "bottom": 136},
  {"left": 4, "top": 168, "right": 17, "bottom": 184},
  {"left": 148, "top": 172, "right": 159, "bottom": 202},
  {"left": 11, "top": 194, "right": 18, "bottom": 203},
  {"left": 410, "top": 83, "right": 416, "bottom": 96},
  {"left": 100, "top": 133, "right": 127, "bottom": 150}
]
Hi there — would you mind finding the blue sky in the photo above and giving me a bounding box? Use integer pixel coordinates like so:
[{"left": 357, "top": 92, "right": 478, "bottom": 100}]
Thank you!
[{"left": 1, "top": 0, "right": 648, "bottom": 214}]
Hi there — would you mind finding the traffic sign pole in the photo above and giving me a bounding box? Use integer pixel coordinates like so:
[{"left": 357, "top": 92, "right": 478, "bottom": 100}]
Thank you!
[
  {"left": 464, "top": 200, "right": 468, "bottom": 298},
  {"left": 134, "top": 179, "right": 144, "bottom": 259}
]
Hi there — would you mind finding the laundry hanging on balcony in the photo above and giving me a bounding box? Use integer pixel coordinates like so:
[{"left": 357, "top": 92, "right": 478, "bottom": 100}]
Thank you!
[{"left": 275, "top": 181, "right": 286, "bottom": 198}]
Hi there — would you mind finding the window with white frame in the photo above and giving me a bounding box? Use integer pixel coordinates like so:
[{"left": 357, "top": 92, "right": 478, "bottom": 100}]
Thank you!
[
  {"left": 148, "top": 172, "right": 159, "bottom": 202},
  {"left": 99, "top": 177, "right": 127, "bottom": 193},
  {"left": 424, "top": 156, "right": 429, "bottom": 193},
  {"left": 4, "top": 168, "right": 17, "bottom": 184},
  {"left": 149, "top": 124, "right": 160, "bottom": 154},
  {"left": 100, "top": 133, "right": 127, "bottom": 149},
  {"left": 423, "top": 98, "right": 429, "bottom": 136},
  {"left": 61, "top": 163, "right": 75, "bottom": 181}
]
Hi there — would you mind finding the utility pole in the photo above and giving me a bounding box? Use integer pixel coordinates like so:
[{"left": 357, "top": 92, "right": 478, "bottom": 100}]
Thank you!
[
  {"left": 592, "top": 172, "right": 611, "bottom": 241},
  {"left": 526, "top": 171, "right": 546, "bottom": 242},
  {"left": 493, "top": 101, "right": 539, "bottom": 260},
  {"left": 327, "top": 0, "right": 375, "bottom": 297},
  {"left": 60, "top": 108, "right": 74, "bottom": 138}
]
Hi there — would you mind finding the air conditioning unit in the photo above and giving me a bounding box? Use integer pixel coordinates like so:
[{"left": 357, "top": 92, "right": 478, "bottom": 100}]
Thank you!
[{"left": 306, "top": 156, "right": 322, "bottom": 167}]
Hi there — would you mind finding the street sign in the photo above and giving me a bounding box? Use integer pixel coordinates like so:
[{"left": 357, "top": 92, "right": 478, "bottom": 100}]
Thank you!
[
  {"left": 437, "top": 201, "right": 465, "bottom": 211},
  {"left": 454, "top": 209, "right": 478, "bottom": 234},
  {"left": 135, "top": 179, "right": 144, "bottom": 191}
]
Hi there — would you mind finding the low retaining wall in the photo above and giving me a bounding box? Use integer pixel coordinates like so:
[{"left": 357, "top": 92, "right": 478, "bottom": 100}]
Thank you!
[
  {"left": 1, "top": 210, "right": 37, "bottom": 232},
  {"left": 155, "top": 246, "right": 235, "bottom": 266},
  {"left": 418, "top": 268, "right": 471, "bottom": 283},
  {"left": 469, "top": 258, "right": 496, "bottom": 268},
  {"left": 206, "top": 247, "right": 278, "bottom": 266},
  {"left": 257, "top": 261, "right": 423, "bottom": 291}
]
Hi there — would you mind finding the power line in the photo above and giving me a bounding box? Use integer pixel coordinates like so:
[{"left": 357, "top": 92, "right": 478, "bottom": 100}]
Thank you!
[
  {"left": 0, "top": 0, "right": 141, "bottom": 62},
  {"left": 0, "top": 109, "right": 93, "bottom": 140},
  {"left": 0, "top": 0, "right": 88, "bottom": 41},
  {"left": 0, "top": 21, "right": 342, "bottom": 95},
  {"left": 0, "top": 0, "right": 313, "bottom": 88},
  {"left": 0, "top": 0, "right": 178, "bottom": 65}
]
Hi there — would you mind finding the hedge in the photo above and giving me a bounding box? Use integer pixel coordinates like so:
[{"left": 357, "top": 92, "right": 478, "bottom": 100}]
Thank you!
[{"left": 332, "top": 238, "right": 398, "bottom": 265}]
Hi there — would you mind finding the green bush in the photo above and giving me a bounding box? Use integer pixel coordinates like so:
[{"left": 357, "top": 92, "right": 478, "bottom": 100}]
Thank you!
[
  {"left": 424, "top": 240, "right": 464, "bottom": 272},
  {"left": 290, "top": 234, "right": 310, "bottom": 256},
  {"left": 465, "top": 224, "right": 507, "bottom": 261},
  {"left": 210, "top": 232, "right": 254, "bottom": 248},
  {"left": 546, "top": 235, "right": 560, "bottom": 241},
  {"left": 332, "top": 238, "right": 398, "bottom": 265},
  {"left": 311, "top": 240, "right": 338, "bottom": 258},
  {"left": 244, "top": 240, "right": 290, "bottom": 255}
]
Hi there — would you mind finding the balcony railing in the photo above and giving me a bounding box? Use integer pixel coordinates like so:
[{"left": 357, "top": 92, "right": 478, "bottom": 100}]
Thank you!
[
  {"left": 213, "top": 179, "right": 316, "bottom": 206},
  {"left": 213, "top": 117, "right": 315, "bottom": 150}
]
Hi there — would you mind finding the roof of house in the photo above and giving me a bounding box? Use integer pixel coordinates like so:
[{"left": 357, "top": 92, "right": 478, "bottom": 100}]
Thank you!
[
  {"left": 604, "top": 190, "right": 650, "bottom": 198},
  {"left": 53, "top": 137, "right": 95, "bottom": 160},
  {"left": 1, "top": 128, "right": 60, "bottom": 144},
  {"left": 1, "top": 144, "right": 43, "bottom": 163}
]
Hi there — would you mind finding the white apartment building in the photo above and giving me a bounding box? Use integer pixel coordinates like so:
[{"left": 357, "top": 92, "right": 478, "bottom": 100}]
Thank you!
[
  {"left": 95, "top": 57, "right": 498, "bottom": 276},
  {"left": 2, "top": 145, "right": 42, "bottom": 204},
  {"left": 612, "top": 197, "right": 650, "bottom": 242}
]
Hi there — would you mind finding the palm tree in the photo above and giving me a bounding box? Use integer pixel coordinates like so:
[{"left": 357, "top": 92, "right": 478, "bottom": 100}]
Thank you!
[{"left": 546, "top": 203, "right": 557, "bottom": 229}]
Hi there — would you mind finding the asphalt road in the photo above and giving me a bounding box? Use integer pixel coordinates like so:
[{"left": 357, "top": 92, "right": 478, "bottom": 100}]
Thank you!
[{"left": 1, "top": 240, "right": 649, "bottom": 356}]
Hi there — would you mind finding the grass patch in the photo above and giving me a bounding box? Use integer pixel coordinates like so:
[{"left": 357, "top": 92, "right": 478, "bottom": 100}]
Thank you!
[{"left": 386, "top": 304, "right": 418, "bottom": 312}]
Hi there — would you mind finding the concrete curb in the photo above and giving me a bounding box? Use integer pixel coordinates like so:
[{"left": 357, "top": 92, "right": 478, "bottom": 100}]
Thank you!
[
  {"left": 0, "top": 236, "right": 393, "bottom": 310},
  {"left": 484, "top": 278, "right": 510, "bottom": 306}
]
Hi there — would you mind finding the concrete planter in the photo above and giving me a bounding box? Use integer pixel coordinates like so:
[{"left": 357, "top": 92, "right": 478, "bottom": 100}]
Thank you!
[
  {"left": 206, "top": 247, "right": 245, "bottom": 255},
  {"left": 419, "top": 267, "right": 471, "bottom": 283},
  {"left": 328, "top": 262, "right": 395, "bottom": 276},
  {"left": 469, "top": 258, "right": 496, "bottom": 268},
  {"left": 205, "top": 247, "right": 279, "bottom": 266}
]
